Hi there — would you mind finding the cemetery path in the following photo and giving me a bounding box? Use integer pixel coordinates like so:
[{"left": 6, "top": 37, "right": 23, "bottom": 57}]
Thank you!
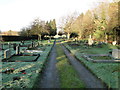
[
  {"left": 61, "top": 44, "right": 107, "bottom": 88},
  {"left": 38, "top": 40, "right": 60, "bottom": 88}
]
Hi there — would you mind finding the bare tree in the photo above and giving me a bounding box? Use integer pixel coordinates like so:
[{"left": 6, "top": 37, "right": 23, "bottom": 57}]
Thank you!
[{"left": 62, "top": 12, "right": 78, "bottom": 39}]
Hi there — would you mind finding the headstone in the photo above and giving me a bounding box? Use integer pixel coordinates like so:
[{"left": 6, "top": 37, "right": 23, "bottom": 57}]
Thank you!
[
  {"left": 112, "top": 41, "right": 117, "bottom": 45},
  {"left": 16, "top": 45, "right": 20, "bottom": 55},
  {"left": 88, "top": 35, "right": 94, "bottom": 45},
  {"left": 112, "top": 49, "right": 120, "bottom": 59},
  {"left": 4, "top": 49, "right": 11, "bottom": 59}
]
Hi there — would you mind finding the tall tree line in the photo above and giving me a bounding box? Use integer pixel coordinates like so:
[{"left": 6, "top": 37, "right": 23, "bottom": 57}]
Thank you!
[
  {"left": 62, "top": 1, "right": 119, "bottom": 43},
  {"left": 19, "top": 18, "right": 57, "bottom": 40}
]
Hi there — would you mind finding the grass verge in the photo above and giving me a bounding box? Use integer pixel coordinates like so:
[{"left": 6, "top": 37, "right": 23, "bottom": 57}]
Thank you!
[
  {"left": 64, "top": 40, "right": 119, "bottom": 88},
  {"left": 56, "top": 43, "right": 85, "bottom": 88}
]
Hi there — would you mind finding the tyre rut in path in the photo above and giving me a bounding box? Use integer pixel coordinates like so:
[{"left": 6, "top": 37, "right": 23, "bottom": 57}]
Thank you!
[
  {"left": 39, "top": 40, "right": 59, "bottom": 88},
  {"left": 61, "top": 44, "right": 107, "bottom": 88}
]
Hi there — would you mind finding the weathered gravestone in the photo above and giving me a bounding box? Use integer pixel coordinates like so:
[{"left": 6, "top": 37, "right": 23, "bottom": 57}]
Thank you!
[
  {"left": 4, "top": 49, "right": 11, "bottom": 59},
  {"left": 16, "top": 45, "right": 20, "bottom": 55},
  {"left": 112, "top": 49, "right": 120, "bottom": 59}
]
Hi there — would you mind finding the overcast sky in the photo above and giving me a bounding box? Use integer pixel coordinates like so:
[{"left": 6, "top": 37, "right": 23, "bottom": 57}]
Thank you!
[{"left": 0, "top": 0, "right": 113, "bottom": 32}]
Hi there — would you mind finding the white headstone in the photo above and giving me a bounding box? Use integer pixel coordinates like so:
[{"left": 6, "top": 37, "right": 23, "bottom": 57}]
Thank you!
[
  {"left": 16, "top": 46, "right": 20, "bottom": 55},
  {"left": 112, "top": 49, "right": 120, "bottom": 59},
  {"left": 4, "top": 49, "right": 11, "bottom": 59}
]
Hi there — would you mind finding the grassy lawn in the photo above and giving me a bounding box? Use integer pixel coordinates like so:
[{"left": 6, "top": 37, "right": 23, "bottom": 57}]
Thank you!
[
  {"left": 63, "top": 40, "right": 119, "bottom": 88},
  {"left": 1, "top": 40, "right": 53, "bottom": 89},
  {"left": 56, "top": 43, "right": 85, "bottom": 88}
]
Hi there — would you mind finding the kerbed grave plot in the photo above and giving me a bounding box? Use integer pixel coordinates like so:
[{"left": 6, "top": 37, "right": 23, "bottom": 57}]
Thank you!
[
  {"left": 2, "top": 54, "right": 40, "bottom": 62},
  {"left": 1, "top": 40, "right": 53, "bottom": 89},
  {"left": 82, "top": 54, "right": 120, "bottom": 63},
  {"left": 63, "top": 40, "right": 120, "bottom": 88}
]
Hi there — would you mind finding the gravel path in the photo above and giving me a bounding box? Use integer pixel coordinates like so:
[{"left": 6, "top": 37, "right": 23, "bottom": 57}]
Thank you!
[
  {"left": 61, "top": 44, "right": 107, "bottom": 88},
  {"left": 38, "top": 40, "right": 60, "bottom": 88}
]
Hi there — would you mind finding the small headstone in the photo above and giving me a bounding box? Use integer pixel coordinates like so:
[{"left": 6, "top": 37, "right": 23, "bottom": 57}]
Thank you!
[
  {"left": 16, "top": 45, "right": 20, "bottom": 55},
  {"left": 112, "top": 49, "right": 120, "bottom": 59},
  {"left": 4, "top": 49, "right": 11, "bottom": 59}
]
